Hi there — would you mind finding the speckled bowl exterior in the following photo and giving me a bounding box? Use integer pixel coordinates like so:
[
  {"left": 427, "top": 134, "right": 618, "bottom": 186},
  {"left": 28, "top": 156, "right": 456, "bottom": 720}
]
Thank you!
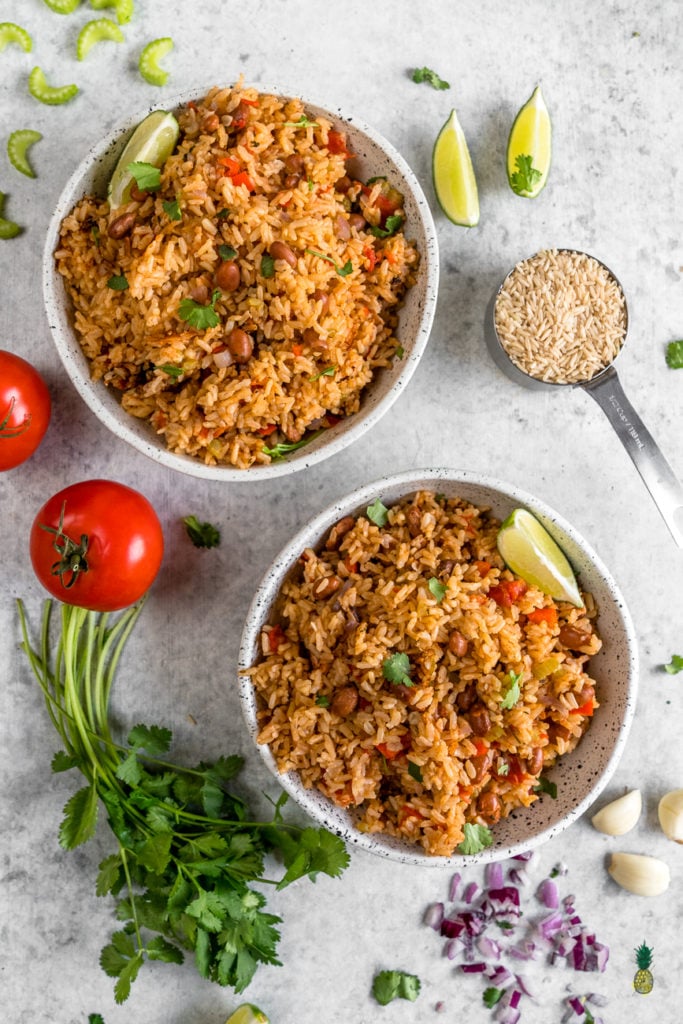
[
  {"left": 42, "top": 85, "right": 439, "bottom": 481},
  {"left": 238, "top": 468, "right": 638, "bottom": 866}
]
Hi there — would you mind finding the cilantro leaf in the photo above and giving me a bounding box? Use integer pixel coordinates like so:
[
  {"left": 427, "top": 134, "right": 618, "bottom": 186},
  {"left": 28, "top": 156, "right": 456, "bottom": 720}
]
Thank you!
[
  {"left": 366, "top": 498, "right": 389, "bottom": 526},
  {"left": 51, "top": 749, "right": 80, "bottom": 772},
  {"left": 127, "top": 161, "right": 161, "bottom": 192},
  {"left": 107, "top": 274, "right": 129, "bottom": 291},
  {"left": 309, "top": 365, "right": 336, "bottom": 381},
  {"left": 666, "top": 340, "right": 683, "bottom": 368},
  {"left": 316, "top": 694, "right": 330, "bottom": 707},
  {"left": 411, "top": 66, "right": 450, "bottom": 90},
  {"left": 178, "top": 288, "right": 221, "bottom": 330},
  {"left": 372, "top": 969, "right": 421, "bottom": 1006},
  {"left": 509, "top": 153, "right": 543, "bottom": 196},
  {"left": 665, "top": 653, "right": 683, "bottom": 674},
  {"left": 114, "top": 951, "right": 143, "bottom": 1004},
  {"left": 96, "top": 853, "right": 123, "bottom": 897},
  {"left": 182, "top": 515, "right": 221, "bottom": 549},
  {"left": 157, "top": 363, "right": 183, "bottom": 378},
  {"left": 162, "top": 198, "right": 182, "bottom": 221},
  {"left": 407, "top": 761, "right": 423, "bottom": 783},
  {"left": 533, "top": 775, "right": 558, "bottom": 799},
  {"left": 146, "top": 936, "right": 184, "bottom": 964},
  {"left": 483, "top": 986, "right": 504, "bottom": 1008},
  {"left": 382, "top": 651, "right": 413, "bottom": 687},
  {"left": 500, "top": 670, "right": 522, "bottom": 709},
  {"left": 369, "top": 213, "right": 404, "bottom": 239},
  {"left": 262, "top": 429, "right": 323, "bottom": 460},
  {"left": 497, "top": 760, "right": 510, "bottom": 776},
  {"left": 457, "top": 822, "right": 493, "bottom": 855},
  {"left": 428, "top": 577, "right": 447, "bottom": 603},
  {"left": 283, "top": 116, "right": 319, "bottom": 128},
  {"left": 127, "top": 723, "right": 172, "bottom": 755},
  {"left": 337, "top": 259, "right": 353, "bottom": 277},
  {"left": 59, "top": 783, "right": 99, "bottom": 849},
  {"left": 218, "top": 243, "right": 237, "bottom": 261},
  {"left": 274, "top": 826, "right": 350, "bottom": 889},
  {"left": 395, "top": 344, "right": 405, "bottom": 358},
  {"left": 260, "top": 252, "right": 275, "bottom": 278},
  {"left": 88, "top": 1016, "right": 105, "bottom": 1024}
]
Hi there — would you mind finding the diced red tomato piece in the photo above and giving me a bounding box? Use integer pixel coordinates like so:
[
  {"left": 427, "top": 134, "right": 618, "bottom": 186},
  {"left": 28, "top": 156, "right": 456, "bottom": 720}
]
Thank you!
[
  {"left": 291, "top": 343, "right": 304, "bottom": 357},
  {"left": 490, "top": 579, "right": 528, "bottom": 608},
  {"left": 327, "top": 129, "right": 349, "bottom": 156},
  {"left": 570, "top": 699, "right": 595, "bottom": 717},
  {"left": 363, "top": 244, "right": 379, "bottom": 271},
  {"left": 231, "top": 170, "right": 255, "bottom": 191},
  {"left": 527, "top": 606, "right": 558, "bottom": 627},
  {"left": 475, "top": 561, "right": 491, "bottom": 576},
  {"left": 256, "top": 424, "right": 277, "bottom": 437}
]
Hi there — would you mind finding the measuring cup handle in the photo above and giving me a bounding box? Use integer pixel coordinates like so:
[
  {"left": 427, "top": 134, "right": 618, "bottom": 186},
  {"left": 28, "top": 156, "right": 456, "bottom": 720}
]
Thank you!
[{"left": 583, "top": 366, "right": 683, "bottom": 547}]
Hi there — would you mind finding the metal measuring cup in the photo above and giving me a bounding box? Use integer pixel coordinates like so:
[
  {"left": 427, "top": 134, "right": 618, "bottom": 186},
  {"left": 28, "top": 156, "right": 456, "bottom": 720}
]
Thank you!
[{"left": 485, "top": 250, "right": 683, "bottom": 548}]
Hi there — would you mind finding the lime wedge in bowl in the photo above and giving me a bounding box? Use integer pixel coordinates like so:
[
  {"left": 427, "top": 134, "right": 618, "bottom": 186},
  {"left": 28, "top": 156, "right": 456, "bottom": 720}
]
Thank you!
[
  {"left": 432, "top": 108, "right": 479, "bottom": 227},
  {"left": 225, "top": 1005, "right": 269, "bottom": 1024},
  {"left": 506, "top": 85, "right": 551, "bottom": 198},
  {"left": 497, "top": 508, "right": 583, "bottom": 606},
  {"left": 107, "top": 109, "right": 179, "bottom": 208}
]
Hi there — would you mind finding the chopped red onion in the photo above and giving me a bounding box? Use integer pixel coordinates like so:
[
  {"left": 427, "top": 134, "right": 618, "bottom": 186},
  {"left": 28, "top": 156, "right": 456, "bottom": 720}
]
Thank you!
[
  {"left": 444, "top": 937, "right": 464, "bottom": 960},
  {"left": 213, "top": 349, "right": 234, "bottom": 368},
  {"left": 495, "top": 1007, "right": 521, "bottom": 1024},
  {"left": 512, "top": 850, "right": 534, "bottom": 861},
  {"left": 567, "top": 995, "right": 587, "bottom": 1015},
  {"left": 486, "top": 964, "right": 513, "bottom": 986},
  {"left": 486, "top": 862, "right": 504, "bottom": 888},
  {"left": 509, "top": 990, "right": 522, "bottom": 1010},
  {"left": 440, "top": 917, "right": 464, "bottom": 939},
  {"left": 477, "top": 935, "right": 501, "bottom": 960},
  {"left": 508, "top": 867, "right": 530, "bottom": 887},
  {"left": 435, "top": 1001, "right": 446, "bottom": 1013},
  {"left": 488, "top": 886, "right": 520, "bottom": 906},
  {"left": 514, "top": 973, "right": 536, "bottom": 999},
  {"left": 424, "top": 902, "right": 444, "bottom": 929},
  {"left": 448, "top": 872, "right": 461, "bottom": 901},
  {"left": 463, "top": 881, "right": 479, "bottom": 903},
  {"left": 586, "top": 992, "right": 609, "bottom": 1007},
  {"left": 460, "top": 961, "right": 487, "bottom": 973},
  {"left": 537, "top": 878, "right": 560, "bottom": 908}
]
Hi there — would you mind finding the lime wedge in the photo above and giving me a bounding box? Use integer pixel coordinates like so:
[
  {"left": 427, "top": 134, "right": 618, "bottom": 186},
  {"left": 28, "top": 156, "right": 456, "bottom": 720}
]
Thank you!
[
  {"left": 107, "top": 109, "right": 179, "bottom": 209},
  {"left": 496, "top": 508, "right": 583, "bottom": 607},
  {"left": 432, "top": 108, "right": 479, "bottom": 227},
  {"left": 225, "top": 1005, "right": 269, "bottom": 1024},
  {"left": 506, "top": 85, "right": 551, "bottom": 198}
]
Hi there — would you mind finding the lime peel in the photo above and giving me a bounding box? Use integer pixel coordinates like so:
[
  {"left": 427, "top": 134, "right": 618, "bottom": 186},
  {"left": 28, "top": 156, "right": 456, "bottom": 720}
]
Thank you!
[
  {"left": 139, "top": 37, "right": 173, "bottom": 86},
  {"left": 225, "top": 1004, "right": 270, "bottom": 1024},
  {"left": 0, "top": 22, "right": 33, "bottom": 52},
  {"left": 496, "top": 508, "right": 583, "bottom": 607},
  {"left": 28, "top": 66, "right": 79, "bottom": 105},
  {"left": 432, "top": 107, "right": 479, "bottom": 227},
  {"left": 0, "top": 191, "right": 22, "bottom": 239},
  {"left": 90, "top": 0, "right": 134, "bottom": 24},
  {"left": 77, "top": 18, "right": 124, "bottom": 60},
  {"left": 42, "top": 0, "right": 81, "bottom": 13},
  {"left": 8, "top": 129, "right": 42, "bottom": 178},
  {"left": 107, "top": 109, "right": 179, "bottom": 208},
  {"left": 507, "top": 85, "right": 551, "bottom": 198}
]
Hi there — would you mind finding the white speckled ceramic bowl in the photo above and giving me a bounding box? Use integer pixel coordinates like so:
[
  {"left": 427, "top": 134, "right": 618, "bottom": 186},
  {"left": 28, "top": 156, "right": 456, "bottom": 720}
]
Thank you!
[
  {"left": 238, "top": 468, "right": 638, "bottom": 866},
  {"left": 42, "top": 86, "right": 439, "bottom": 480}
]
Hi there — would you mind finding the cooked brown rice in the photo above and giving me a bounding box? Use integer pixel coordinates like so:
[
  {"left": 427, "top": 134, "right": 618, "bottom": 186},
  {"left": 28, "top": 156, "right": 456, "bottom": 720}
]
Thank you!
[
  {"left": 247, "top": 491, "right": 602, "bottom": 857},
  {"left": 494, "top": 248, "right": 627, "bottom": 384},
  {"left": 54, "top": 85, "right": 419, "bottom": 468}
]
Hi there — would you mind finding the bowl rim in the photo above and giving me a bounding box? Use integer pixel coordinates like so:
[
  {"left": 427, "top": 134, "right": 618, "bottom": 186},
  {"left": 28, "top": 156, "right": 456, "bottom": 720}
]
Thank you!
[
  {"left": 237, "top": 466, "right": 639, "bottom": 866},
  {"left": 42, "top": 83, "right": 439, "bottom": 481}
]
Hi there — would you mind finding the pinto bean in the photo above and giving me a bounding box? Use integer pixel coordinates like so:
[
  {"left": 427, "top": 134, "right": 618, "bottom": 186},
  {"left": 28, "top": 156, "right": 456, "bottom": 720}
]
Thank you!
[
  {"left": 335, "top": 174, "right": 352, "bottom": 193},
  {"left": 477, "top": 791, "right": 502, "bottom": 823},
  {"left": 311, "top": 288, "right": 329, "bottom": 312},
  {"left": 202, "top": 113, "right": 220, "bottom": 132},
  {"left": 526, "top": 747, "right": 544, "bottom": 776},
  {"left": 189, "top": 280, "right": 209, "bottom": 304},
  {"left": 455, "top": 684, "right": 477, "bottom": 712},
  {"left": 549, "top": 721, "right": 573, "bottom": 743},
  {"left": 330, "top": 686, "right": 358, "bottom": 717},
  {"left": 468, "top": 706, "right": 491, "bottom": 737},
  {"left": 326, "top": 515, "right": 356, "bottom": 549},
  {"left": 226, "top": 328, "right": 254, "bottom": 363},
  {"left": 284, "top": 154, "right": 305, "bottom": 175},
  {"left": 438, "top": 558, "right": 455, "bottom": 580},
  {"left": 448, "top": 630, "right": 469, "bottom": 657},
  {"left": 284, "top": 173, "right": 301, "bottom": 189},
  {"left": 215, "top": 260, "right": 241, "bottom": 292},
  {"left": 311, "top": 575, "right": 342, "bottom": 599},
  {"left": 270, "top": 240, "right": 298, "bottom": 267},
  {"left": 558, "top": 624, "right": 593, "bottom": 650},
  {"left": 406, "top": 506, "right": 422, "bottom": 537},
  {"left": 130, "top": 184, "right": 149, "bottom": 202},
  {"left": 469, "top": 751, "right": 493, "bottom": 784},
  {"left": 575, "top": 683, "right": 595, "bottom": 706},
  {"left": 335, "top": 213, "right": 351, "bottom": 241},
  {"left": 107, "top": 212, "right": 136, "bottom": 239},
  {"left": 349, "top": 212, "right": 366, "bottom": 231}
]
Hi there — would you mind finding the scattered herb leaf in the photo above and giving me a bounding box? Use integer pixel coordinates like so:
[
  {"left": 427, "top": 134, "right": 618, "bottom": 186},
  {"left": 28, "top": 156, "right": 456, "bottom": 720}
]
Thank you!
[
  {"left": 260, "top": 252, "right": 275, "bottom": 278},
  {"left": 366, "top": 498, "right": 389, "bottom": 527},
  {"left": 107, "top": 274, "right": 128, "bottom": 290},
  {"left": 495, "top": 920, "right": 514, "bottom": 930},
  {"left": 309, "top": 365, "right": 336, "bottom": 382},
  {"left": 428, "top": 577, "right": 447, "bottom": 603},
  {"left": 407, "top": 761, "right": 423, "bottom": 783},
  {"left": 88, "top": 1016, "right": 105, "bottom": 1024},
  {"left": 483, "top": 986, "right": 504, "bottom": 1008},
  {"left": 218, "top": 243, "right": 237, "bottom": 261},
  {"left": 316, "top": 695, "right": 330, "bottom": 708},
  {"left": 411, "top": 66, "right": 450, "bottom": 90},
  {"left": 395, "top": 344, "right": 405, "bottom": 358},
  {"left": 283, "top": 116, "right": 319, "bottom": 128},
  {"left": 178, "top": 288, "right": 220, "bottom": 330},
  {"left": 457, "top": 822, "right": 493, "bottom": 855},
  {"left": 500, "top": 670, "right": 522, "bottom": 709},
  {"left": 382, "top": 652, "right": 413, "bottom": 687},
  {"left": 534, "top": 775, "right": 558, "bottom": 799},
  {"left": 337, "top": 259, "right": 353, "bottom": 277},
  {"left": 262, "top": 430, "right": 323, "bottom": 460},
  {"left": 665, "top": 340, "right": 683, "bottom": 369},
  {"left": 217, "top": 208, "right": 231, "bottom": 219},
  {"left": 372, "top": 969, "right": 421, "bottom": 1006},
  {"left": 497, "top": 761, "right": 510, "bottom": 777},
  {"left": 127, "top": 161, "right": 161, "bottom": 192},
  {"left": 162, "top": 198, "right": 181, "bottom": 221},
  {"left": 369, "top": 213, "right": 404, "bottom": 239},
  {"left": 664, "top": 654, "right": 683, "bottom": 674},
  {"left": 509, "top": 153, "right": 543, "bottom": 196},
  {"left": 182, "top": 515, "right": 220, "bottom": 549},
  {"left": 157, "top": 363, "right": 183, "bottom": 378}
]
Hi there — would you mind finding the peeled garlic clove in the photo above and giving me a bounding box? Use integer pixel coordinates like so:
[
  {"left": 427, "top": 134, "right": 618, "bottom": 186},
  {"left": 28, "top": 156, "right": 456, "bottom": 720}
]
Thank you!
[
  {"left": 608, "top": 852, "right": 670, "bottom": 896},
  {"left": 591, "top": 789, "right": 642, "bottom": 835},
  {"left": 658, "top": 788, "right": 683, "bottom": 843}
]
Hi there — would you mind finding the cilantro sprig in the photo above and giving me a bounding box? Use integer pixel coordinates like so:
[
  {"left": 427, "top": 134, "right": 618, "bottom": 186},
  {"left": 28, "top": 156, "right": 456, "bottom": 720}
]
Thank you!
[
  {"left": 372, "top": 969, "right": 421, "bottom": 1006},
  {"left": 178, "top": 288, "right": 221, "bottom": 330},
  {"left": 366, "top": 498, "right": 389, "bottom": 527},
  {"left": 382, "top": 652, "right": 413, "bottom": 687},
  {"left": 500, "top": 669, "right": 522, "bottom": 709},
  {"left": 17, "top": 600, "right": 349, "bottom": 1003},
  {"left": 182, "top": 515, "right": 220, "bottom": 549},
  {"left": 457, "top": 822, "right": 493, "bottom": 855},
  {"left": 127, "top": 161, "right": 161, "bottom": 192},
  {"left": 428, "top": 577, "right": 447, "bottom": 603},
  {"left": 305, "top": 247, "right": 353, "bottom": 277},
  {"left": 262, "top": 429, "right": 324, "bottom": 460},
  {"left": 534, "top": 775, "right": 558, "bottom": 799},
  {"left": 411, "top": 66, "right": 450, "bottom": 90},
  {"left": 509, "top": 154, "right": 543, "bottom": 196},
  {"left": 664, "top": 654, "right": 683, "bottom": 674}
]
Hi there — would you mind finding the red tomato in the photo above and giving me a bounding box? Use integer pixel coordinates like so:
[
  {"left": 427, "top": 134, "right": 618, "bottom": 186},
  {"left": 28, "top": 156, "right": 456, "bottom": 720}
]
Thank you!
[
  {"left": 0, "top": 350, "right": 51, "bottom": 470},
  {"left": 30, "top": 480, "right": 164, "bottom": 611}
]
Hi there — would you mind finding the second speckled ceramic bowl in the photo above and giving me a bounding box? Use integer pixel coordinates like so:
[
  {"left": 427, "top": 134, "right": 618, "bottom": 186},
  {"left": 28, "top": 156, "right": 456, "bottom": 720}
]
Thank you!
[{"left": 238, "top": 468, "right": 638, "bottom": 866}]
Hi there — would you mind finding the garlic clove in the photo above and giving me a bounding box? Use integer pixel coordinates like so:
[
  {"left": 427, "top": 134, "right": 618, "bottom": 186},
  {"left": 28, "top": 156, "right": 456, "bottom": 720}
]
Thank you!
[
  {"left": 657, "top": 788, "right": 683, "bottom": 843},
  {"left": 608, "top": 852, "right": 670, "bottom": 896},
  {"left": 591, "top": 789, "right": 642, "bottom": 835}
]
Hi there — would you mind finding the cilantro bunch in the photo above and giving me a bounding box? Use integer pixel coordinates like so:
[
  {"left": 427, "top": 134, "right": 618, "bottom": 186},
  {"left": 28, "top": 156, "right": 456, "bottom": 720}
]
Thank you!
[{"left": 17, "top": 599, "right": 348, "bottom": 1003}]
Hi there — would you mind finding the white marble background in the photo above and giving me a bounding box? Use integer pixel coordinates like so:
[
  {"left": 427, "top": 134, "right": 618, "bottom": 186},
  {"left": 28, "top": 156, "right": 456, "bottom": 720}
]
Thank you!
[{"left": 1, "top": 1, "right": 682, "bottom": 1022}]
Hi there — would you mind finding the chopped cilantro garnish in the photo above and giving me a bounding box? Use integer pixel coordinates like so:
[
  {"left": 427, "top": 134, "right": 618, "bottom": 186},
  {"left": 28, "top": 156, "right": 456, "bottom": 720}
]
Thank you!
[
  {"left": 457, "top": 822, "right": 493, "bottom": 855},
  {"left": 216, "top": 208, "right": 231, "bottom": 219},
  {"left": 533, "top": 775, "right": 558, "bottom": 799},
  {"left": 366, "top": 498, "right": 389, "bottom": 526},
  {"left": 305, "top": 247, "right": 353, "bottom": 277},
  {"left": 283, "top": 116, "right": 319, "bottom": 128},
  {"left": 395, "top": 344, "right": 405, "bottom": 359},
  {"left": 157, "top": 364, "right": 183, "bottom": 379},
  {"left": 307, "top": 177, "right": 314, "bottom": 191},
  {"left": 412, "top": 66, "right": 450, "bottom": 90},
  {"left": 262, "top": 429, "right": 323, "bottom": 460},
  {"left": 162, "top": 198, "right": 182, "bottom": 221},
  {"left": 106, "top": 274, "right": 128, "bottom": 290},
  {"left": 182, "top": 515, "right": 220, "bottom": 549},
  {"left": 495, "top": 920, "right": 514, "bottom": 931},
  {"left": 309, "top": 365, "right": 336, "bottom": 382},
  {"left": 178, "top": 288, "right": 221, "bottom": 330},
  {"left": 500, "top": 670, "right": 522, "bottom": 709},
  {"left": 407, "top": 761, "right": 423, "bottom": 783},
  {"left": 382, "top": 651, "right": 413, "bottom": 687},
  {"left": 666, "top": 340, "right": 683, "bottom": 368},
  {"left": 88, "top": 1016, "right": 105, "bottom": 1024},
  {"left": 316, "top": 694, "right": 330, "bottom": 708},
  {"left": 91, "top": 224, "right": 100, "bottom": 245},
  {"left": 483, "top": 987, "right": 504, "bottom": 1008},
  {"left": 218, "top": 243, "right": 237, "bottom": 261},
  {"left": 428, "top": 577, "right": 447, "bottom": 603},
  {"left": 127, "top": 161, "right": 161, "bottom": 192},
  {"left": 664, "top": 653, "right": 683, "bottom": 674},
  {"left": 369, "top": 214, "right": 404, "bottom": 238},
  {"left": 260, "top": 252, "right": 275, "bottom": 278},
  {"left": 497, "top": 761, "right": 510, "bottom": 777},
  {"left": 372, "top": 969, "right": 421, "bottom": 1006},
  {"left": 509, "top": 154, "right": 543, "bottom": 196}
]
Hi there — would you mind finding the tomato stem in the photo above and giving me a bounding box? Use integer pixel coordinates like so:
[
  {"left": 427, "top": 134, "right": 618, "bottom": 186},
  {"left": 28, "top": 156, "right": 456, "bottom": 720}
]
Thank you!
[
  {"left": 0, "top": 396, "right": 32, "bottom": 437},
  {"left": 40, "top": 501, "right": 90, "bottom": 589}
]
